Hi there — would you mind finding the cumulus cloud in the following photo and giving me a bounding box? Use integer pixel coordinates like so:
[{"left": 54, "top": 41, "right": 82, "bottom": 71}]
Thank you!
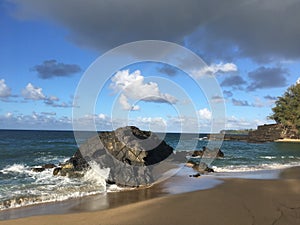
[
  {"left": 22, "top": 83, "right": 46, "bottom": 100},
  {"left": 198, "top": 108, "right": 212, "bottom": 120},
  {"left": 118, "top": 94, "right": 140, "bottom": 111},
  {"left": 247, "top": 66, "right": 288, "bottom": 91},
  {"left": 32, "top": 60, "right": 81, "bottom": 79},
  {"left": 297, "top": 77, "right": 300, "bottom": 84},
  {"left": 10, "top": 0, "right": 300, "bottom": 62},
  {"left": 21, "top": 83, "right": 74, "bottom": 108},
  {"left": 0, "top": 79, "right": 12, "bottom": 99},
  {"left": 192, "top": 63, "right": 238, "bottom": 78},
  {"left": 110, "top": 70, "right": 178, "bottom": 110}
]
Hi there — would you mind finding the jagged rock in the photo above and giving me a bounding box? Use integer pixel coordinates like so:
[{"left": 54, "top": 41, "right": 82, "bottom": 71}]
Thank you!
[
  {"left": 53, "top": 167, "right": 61, "bottom": 176},
  {"left": 192, "top": 150, "right": 203, "bottom": 157},
  {"left": 216, "top": 149, "right": 224, "bottom": 158},
  {"left": 62, "top": 163, "right": 74, "bottom": 169},
  {"left": 31, "top": 167, "right": 45, "bottom": 172},
  {"left": 43, "top": 164, "right": 56, "bottom": 169},
  {"left": 192, "top": 162, "right": 214, "bottom": 174},
  {"left": 191, "top": 147, "right": 224, "bottom": 159},
  {"left": 66, "top": 126, "right": 174, "bottom": 186}
]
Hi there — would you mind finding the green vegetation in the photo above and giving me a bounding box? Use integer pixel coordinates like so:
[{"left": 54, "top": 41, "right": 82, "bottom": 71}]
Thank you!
[{"left": 269, "top": 82, "right": 300, "bottom": 135}]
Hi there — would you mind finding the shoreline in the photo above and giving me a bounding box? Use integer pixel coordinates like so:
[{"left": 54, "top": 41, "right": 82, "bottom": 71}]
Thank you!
[
  {"left": 274, "top": 138, "right": 300, "bottom": 143},
  {"left": 0, "top": 165, "right": 223, "bottom": 220},
  {"left": 1, "top": 166, "right": 300, "bottom": 224}
]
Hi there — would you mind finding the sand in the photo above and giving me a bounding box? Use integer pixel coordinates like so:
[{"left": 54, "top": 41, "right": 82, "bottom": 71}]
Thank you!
[
  {"left": 1, "top": 167, "right": 300, "bottom": 225},
  {"left": 274, "top": 138, "right": 300, "bottom": 143}
]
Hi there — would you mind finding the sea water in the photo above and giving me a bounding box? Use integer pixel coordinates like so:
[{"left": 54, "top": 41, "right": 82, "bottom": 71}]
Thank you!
[{"left": 0, "top": 130, "right": 300, "bottom": 210}]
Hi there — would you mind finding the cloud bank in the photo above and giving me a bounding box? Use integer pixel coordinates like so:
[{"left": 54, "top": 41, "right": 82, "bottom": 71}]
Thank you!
[{"left": 10, "top": 0, "right": 300, "bottom": 62}]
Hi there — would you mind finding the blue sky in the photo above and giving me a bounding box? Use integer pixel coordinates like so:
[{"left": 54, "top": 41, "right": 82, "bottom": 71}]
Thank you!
[{"left": 1, "top": 0, "right": 300, "bottom": 132}]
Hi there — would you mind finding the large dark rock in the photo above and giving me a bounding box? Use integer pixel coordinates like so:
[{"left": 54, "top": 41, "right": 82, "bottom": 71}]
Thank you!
[{"left": 68, "top": 126, "right": 174, "bottom": 187}]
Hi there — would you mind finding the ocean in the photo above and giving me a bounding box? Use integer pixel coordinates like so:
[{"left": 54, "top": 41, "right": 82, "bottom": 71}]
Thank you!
[{"left": 1, "top": 129, "right": 300, "bottom": 211}]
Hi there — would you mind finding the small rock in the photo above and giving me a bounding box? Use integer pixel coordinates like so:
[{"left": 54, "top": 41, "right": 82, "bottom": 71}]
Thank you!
[
  {"left": 31, "top": 167, "right": 45, "bottom": 172},
  {"left": 191, "top": 150, "right": 203, "bottom": 157},
  {"left": 189, "top": 173, "right": 201, "bottom": 178},
  {"left": 62, "top": 163, "right": 74, "bottom": 169},
  {"left": 192, "top": 162, "right": 214, "bottom": 174},
  {"left": 43, "top": 164, "right": 56, "bottom": 169},
  {"left": 205, "top": 167, "right": 214, "bottom": 173},
  {"left": 217, "top": 149, "right": 224, "bottom": 158},
  {"left": 185, "top": 162, "right": 195, "bottom": 167},
  {"left": 53, "top": 167, "right": 62, "bottom": 176}
]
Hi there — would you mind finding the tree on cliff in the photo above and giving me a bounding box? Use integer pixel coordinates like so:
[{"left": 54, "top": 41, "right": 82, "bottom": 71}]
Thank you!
[{"left": 269, "top": 82, "right": 300, "bottom": 136}]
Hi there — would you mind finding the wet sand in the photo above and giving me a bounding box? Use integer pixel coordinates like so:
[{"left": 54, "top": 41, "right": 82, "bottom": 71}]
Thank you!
[{"left": 1, "top": 167, "right": 300, "bottom": 225}]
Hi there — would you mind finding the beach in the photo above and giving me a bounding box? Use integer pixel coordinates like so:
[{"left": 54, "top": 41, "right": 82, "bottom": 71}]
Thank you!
[{"left": 1, "top": 166, "right": 300, "bottom": 225}]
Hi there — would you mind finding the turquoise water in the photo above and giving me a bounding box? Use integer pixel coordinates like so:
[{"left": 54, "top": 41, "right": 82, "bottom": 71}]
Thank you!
[{"left": 0, "top": 130, "right": 299, "bottom": 210}]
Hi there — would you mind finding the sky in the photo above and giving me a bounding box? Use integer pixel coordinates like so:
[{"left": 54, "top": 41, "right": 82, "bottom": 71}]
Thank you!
[{"left": 0, "top": 0, "right": 300, "bottom": 132}]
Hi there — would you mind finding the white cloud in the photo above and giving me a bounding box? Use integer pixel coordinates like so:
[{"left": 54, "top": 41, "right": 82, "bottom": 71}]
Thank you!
[
  {"left": 98, "top": 113, "right": 106, "bottom": 120},
  {"left": 297, "top": 77, "right": 300, "bottom": 84},
  {"left": 20, "top": 83, "right": 74, "bottom": 108},
  {"left": 133, "top": 116, "right": 167, "bottom": 131},
  {"left": 198, "top": 108, "right": 212, "bottom": 120},
  {"left": 0, "top": 111, "right": 72, "bottom": 130},
  {"left": 118, "top": 94, "right": 140, "bottom": 111},
  {"left": 5, "top": 112, "right": 13, "bottom": 118},
  {"left": 225, "top": 116, "right": 272, "bottom": 130},
  {"left": 0, "top": 79, "right": 12, "bottom": 98},
  {"left": 22, "top": 83, "right": 46, "bottom": 100},
  {"left": 110, "top": 70, "right": 178, "bottom": 110},
  {"left": 192, "top": 63, "right": 238, "bottom": 78}
]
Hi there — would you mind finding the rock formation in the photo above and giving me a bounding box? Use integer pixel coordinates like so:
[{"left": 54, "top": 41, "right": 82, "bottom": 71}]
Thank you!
[
  {"left": 248, "top": 124, "right": 283, "bottom": 142},
  {"left": 31, "top": 126, "right": 217, "bottom": 186},
  {"left": 64, "top": 126, "right": 174, "bottom": 186}
]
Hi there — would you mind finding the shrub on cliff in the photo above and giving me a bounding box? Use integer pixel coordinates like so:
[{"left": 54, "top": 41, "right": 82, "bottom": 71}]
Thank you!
[{"left": 269, "top": 81, "right": 300, "bottom": 136}]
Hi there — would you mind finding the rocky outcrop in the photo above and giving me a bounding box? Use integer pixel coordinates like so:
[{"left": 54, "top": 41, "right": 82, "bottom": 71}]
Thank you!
[
  {"left": 66, "top": 126, "right": 174, "bottom": 186},
  {"left": 191, "top": 147, "right": 224, "bottom": 158},
  {"left": 248, "top": 124, "right": 284, "bottom": 142},
  {"left": 31, "top": 126, "right": 218, "bottom": 185}
]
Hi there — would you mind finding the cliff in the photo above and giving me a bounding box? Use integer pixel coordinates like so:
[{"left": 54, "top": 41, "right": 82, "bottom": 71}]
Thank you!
[{"left": 248, "top": 124, "right": 284, "bottom": 142}]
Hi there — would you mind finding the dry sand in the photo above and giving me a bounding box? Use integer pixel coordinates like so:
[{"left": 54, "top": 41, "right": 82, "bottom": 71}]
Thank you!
[
  {"left": 274, "top": 138, "right": 300, "bottom": 143},
  {"left": 1, "top": 167, "right": 300, "bottom": 225}
]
